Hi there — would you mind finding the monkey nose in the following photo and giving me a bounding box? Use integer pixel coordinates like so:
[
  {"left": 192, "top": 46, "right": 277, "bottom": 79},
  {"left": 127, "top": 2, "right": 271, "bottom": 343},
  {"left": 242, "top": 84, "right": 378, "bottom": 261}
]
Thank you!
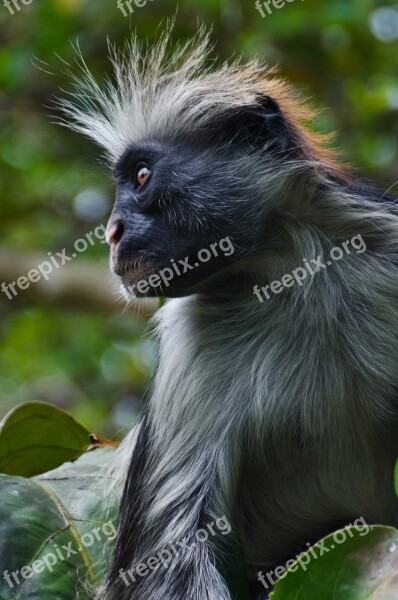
[{"left": 106, "top": 216, "right": 125, "bottom": 246}]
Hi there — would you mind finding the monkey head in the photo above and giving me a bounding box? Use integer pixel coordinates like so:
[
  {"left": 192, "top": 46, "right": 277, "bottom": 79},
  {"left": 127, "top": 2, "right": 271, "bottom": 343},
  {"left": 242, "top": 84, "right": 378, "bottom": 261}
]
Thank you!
[
  {"left": 60, "top": 31, "right": 334, "bottom": 299},
  {"left": 106, "top": 96, "right": 291, "bottom": 298}
]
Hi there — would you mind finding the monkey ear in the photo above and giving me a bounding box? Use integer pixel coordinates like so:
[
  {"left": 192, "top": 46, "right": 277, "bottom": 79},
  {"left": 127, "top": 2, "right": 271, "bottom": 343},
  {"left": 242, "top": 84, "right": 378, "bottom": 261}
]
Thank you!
[
  {"left": 228, "top": 94, "right": 290, "bottom": 153},
  {"left": 255, "top": 95, "right": 290, "bottom": 152}
]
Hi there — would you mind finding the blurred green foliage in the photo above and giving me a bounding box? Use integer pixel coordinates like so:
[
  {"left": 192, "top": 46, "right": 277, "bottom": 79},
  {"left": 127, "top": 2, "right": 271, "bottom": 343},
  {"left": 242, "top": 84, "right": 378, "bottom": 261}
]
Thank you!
[{"left": 0, "top": 0, "right": 397, "bottom": 436}]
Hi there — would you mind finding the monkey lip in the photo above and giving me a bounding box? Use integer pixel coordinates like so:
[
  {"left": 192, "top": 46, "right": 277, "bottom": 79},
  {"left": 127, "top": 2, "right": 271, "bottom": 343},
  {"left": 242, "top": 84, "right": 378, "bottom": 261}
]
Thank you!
[{"left": 113, "top": 256, "right": 158, "bottom": 287}]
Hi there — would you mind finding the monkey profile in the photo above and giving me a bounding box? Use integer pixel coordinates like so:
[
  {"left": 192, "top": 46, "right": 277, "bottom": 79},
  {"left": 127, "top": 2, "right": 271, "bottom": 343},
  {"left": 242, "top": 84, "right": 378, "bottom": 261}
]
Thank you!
[{"left": 61, "top": 28, "right": 398, "bottom": 600}]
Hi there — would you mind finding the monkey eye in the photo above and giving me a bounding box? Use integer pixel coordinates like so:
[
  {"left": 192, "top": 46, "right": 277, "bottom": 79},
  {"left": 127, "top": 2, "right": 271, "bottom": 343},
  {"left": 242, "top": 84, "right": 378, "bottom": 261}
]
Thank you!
[{"left": 134, "top": 162, "right": 151, "bottom": 188}]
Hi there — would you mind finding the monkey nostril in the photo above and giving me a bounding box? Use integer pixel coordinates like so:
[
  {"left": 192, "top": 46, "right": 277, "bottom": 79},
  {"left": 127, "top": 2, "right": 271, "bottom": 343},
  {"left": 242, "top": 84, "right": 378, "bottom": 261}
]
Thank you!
[{"left": 107, "top": 219, "right": 125, "bottom": 246}]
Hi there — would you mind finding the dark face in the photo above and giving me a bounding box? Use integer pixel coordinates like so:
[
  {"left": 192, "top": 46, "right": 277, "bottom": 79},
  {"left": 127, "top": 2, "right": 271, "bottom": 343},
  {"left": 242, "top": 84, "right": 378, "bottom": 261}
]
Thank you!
[{"left": 106, "top": 96, "right": 290, "bottom": 298}]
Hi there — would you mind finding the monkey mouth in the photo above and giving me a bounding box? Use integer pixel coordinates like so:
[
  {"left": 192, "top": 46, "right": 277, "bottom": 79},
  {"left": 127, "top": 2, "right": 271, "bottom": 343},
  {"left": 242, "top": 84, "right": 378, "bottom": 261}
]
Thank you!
[
  {"left": 112, "top": 256, "right": 157, "bottom": 288},
  {"left": 113, "top": 256, "right": 155, "bottom": 276}
]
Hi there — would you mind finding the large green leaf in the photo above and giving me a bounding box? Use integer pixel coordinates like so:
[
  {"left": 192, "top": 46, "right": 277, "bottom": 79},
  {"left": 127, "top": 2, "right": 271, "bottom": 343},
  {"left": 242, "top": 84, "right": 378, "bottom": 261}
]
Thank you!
[
  {"left": 270, "top": 525, "right": 398, "bottom": 600},
  {"left": 0, "top": 447, "right": 118, "bottom": 600},
  {"left": 0, "top": 402, "right": 92, "bottom": 477}
]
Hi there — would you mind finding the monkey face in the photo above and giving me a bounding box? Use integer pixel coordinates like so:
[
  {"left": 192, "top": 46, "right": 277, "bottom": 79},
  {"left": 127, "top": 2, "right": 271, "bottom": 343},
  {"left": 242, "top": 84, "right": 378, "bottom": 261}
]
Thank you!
[
  {"left": 106, "top": 96, "right": 290, "bottom": 298},
  {"left": 107, "top": 138, "right": 246, "bottom": 298}
]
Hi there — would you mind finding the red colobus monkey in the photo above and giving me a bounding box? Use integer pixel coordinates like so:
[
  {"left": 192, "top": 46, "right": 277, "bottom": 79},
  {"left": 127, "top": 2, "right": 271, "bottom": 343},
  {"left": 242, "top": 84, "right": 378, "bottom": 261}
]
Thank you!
[{"left": 61, "top": 29, "right": 398, "bottom": 600}]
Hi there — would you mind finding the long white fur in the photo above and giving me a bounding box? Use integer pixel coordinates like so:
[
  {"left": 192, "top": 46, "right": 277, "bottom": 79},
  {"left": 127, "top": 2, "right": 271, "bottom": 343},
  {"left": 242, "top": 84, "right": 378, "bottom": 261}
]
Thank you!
[{"left": 58, "top": 26, "right": 305, "bottom": 165}]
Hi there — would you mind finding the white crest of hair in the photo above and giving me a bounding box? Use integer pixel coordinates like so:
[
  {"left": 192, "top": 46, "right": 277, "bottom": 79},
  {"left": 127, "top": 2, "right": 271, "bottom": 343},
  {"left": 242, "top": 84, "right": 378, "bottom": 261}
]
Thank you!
[{"left": 57, "top": 24, "right": 297, "bottom": 165}]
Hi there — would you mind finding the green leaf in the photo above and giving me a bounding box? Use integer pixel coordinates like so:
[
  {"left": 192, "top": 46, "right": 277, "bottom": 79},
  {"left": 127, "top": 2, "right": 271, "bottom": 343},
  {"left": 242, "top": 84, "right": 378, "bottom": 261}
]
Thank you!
[
  {"left": 270, "top": 525, "right": 398, "bottom": 600},
  {"left": 0, "top": 447, "right": 118, "bottom": 600},
  {"left": 0, "top": 402, "right": 92, "bottom": 477}
]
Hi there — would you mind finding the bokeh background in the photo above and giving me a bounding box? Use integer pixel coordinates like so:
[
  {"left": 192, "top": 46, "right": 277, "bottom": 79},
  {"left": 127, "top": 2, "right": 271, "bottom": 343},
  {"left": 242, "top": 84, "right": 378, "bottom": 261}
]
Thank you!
[{"left": 1, "top": 0, "right": 397, "bottom": 438}]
